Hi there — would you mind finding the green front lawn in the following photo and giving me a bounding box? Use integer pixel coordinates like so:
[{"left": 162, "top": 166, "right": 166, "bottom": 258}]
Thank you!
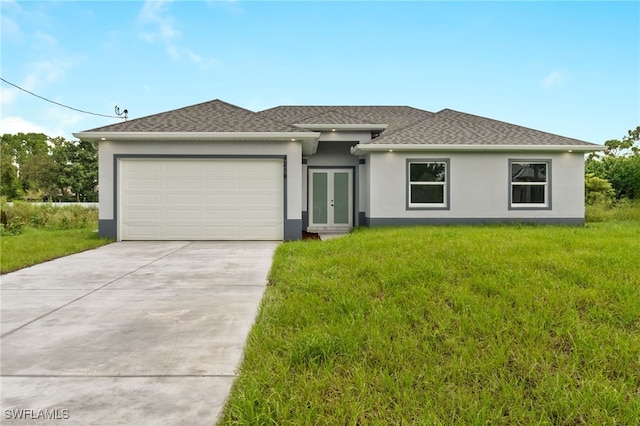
[
  {"left": 1, "top": 227, "right": 113, "bottom": 274},
  {"left": 220, "top": 223, "right": 640, "bottom": 425}
]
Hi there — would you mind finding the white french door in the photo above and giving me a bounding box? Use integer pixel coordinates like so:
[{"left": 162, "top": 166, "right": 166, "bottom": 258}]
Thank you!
[{"left": 308, "top": 169, "right": 353, "bottom": 231}]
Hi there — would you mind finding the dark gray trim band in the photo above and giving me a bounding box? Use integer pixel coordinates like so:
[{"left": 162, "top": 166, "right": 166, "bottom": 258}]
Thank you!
[
  {"left": 284, "top": 219, "right": 302, "bottom": 241},
  {"left": 98, "top": 219, "right": 117, "bottom": 239},
  {"left": 358, "top": 212, "right": 367, "bottom": 227},
  {"left": 366, "top": 217, "right": 585, "bottom": 226}
]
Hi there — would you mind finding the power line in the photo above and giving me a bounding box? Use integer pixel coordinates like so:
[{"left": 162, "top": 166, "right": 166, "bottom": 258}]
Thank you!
[{"left": 1, "top": 77, "right": 126, "bottom": 120}]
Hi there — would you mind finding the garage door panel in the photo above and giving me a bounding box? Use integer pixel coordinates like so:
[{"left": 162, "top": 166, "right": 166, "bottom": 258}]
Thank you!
[
  {"left": 244, "top": 210, "right": 279, "bottom": 220},
  {"left": 166, "top": 194, "right": 201, "bottom": 204},
  {"left": 202, "top": 194, "right": 240, "bottom": 204},
  {"left": 167, "top": 178, "right": 200, "bottom": 189},
  {"left": 126, "top": 194, "right": 162, "bottom": 204},
  {"left": 126, "top": 226, "right": 163, "bottom": 238},
  {"left": 166, "top": 210, "right": 201, "bottom": 220},
  {"left": 166, "top": 226, "right": 202, "bottom": 238},
  {"left": 205, "top": 209, "right": 241, "bottom": 220},
  {"left": 205, "top": 178, "right": 240, "bottom": 189},
  {"left": 127, "top": 162, "right": 163, "bottom": 174},
  {"left": 201, "top": 162, "right": 240, "bottom": 174},
  {"left": 127, "top": 178, "right": 162, "bottom": 190},
  {"left": 119, "top": 158, "right": 283, "bottom": 240},
  {"left": 127, "top": 210, "right": 162, "bottom": 220}
]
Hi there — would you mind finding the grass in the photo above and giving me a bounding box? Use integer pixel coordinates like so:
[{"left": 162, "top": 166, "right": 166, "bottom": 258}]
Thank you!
[
  {"left": 219, "top": 222, "right": 640, "bottom": 425},
  {"left": 1, "top": 226, "right": 113, "bottom": 274},
  {"left": 586, "top": 198, "right": 640, "bottom": 222}
]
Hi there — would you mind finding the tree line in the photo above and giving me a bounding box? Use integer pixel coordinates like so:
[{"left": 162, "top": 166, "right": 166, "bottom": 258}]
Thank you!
[
  {"left": 585, "top": 126, "right": 640, "bottom": 205},
  {"left": 1, "top": 133, "right": 98, "bottom": 202},
  {"left": 1, "top": 128, "right": 638, "bottom": 204}
]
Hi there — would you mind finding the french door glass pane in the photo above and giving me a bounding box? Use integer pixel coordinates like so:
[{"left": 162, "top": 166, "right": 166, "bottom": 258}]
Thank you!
[
  {"left": 333, "top": 172, "right": 349, "bottom": 224},
  {"left": 312, "top": 173, "right": 328, "bottom": 224}
]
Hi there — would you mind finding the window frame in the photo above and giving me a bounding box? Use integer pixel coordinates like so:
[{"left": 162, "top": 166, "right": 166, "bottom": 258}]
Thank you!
[
  {"left": 508, "top": 159, "right": 552, "bottom": 210},
  {"left": 406, "top": 158, "right": 450, "bottom": 210}
]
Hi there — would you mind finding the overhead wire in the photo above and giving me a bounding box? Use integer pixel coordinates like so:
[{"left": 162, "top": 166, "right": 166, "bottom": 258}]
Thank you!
[{"left": 0, "top": 77, "right": 126, "bottom": 120}]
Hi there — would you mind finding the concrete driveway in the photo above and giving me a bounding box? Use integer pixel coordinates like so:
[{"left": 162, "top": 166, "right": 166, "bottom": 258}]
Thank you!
[{"left": 1, "top": 241, "right": 278, "bottom": 425}]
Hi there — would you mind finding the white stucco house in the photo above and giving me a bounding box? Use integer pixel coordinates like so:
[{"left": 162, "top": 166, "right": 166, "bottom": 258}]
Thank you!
[{"left": 74, "top": 100, "right": 603, "bottom": 241}]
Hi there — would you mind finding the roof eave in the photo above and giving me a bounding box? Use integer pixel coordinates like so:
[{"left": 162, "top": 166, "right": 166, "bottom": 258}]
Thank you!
[
  {"left": 73, "top": 131, "right": 322, "bottom": 155},
  {"left": 350, "top": 143, "right": 605, "bottom": 155}
]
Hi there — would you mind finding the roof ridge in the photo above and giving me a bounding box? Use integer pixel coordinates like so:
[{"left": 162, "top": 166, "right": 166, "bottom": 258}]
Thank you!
[
  {"left": 295, "top": 109, "right": 377, "bottom": 124},
  {"left": 83, "top": 99, "right": 235, "bottom": 131}
]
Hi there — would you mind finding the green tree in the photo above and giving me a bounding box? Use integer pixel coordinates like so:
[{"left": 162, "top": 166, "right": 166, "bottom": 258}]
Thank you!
[
  {"left": 1, "top": 133, "right": 99, "bottom": 202},
  {"left": 51, "top": 138, "right": 98, "bottom": 201},
  {"left": 586, "top": 126, "right": 640, "bottom": 200},
  {"left": 0, "top": 142, "right": 22, "bottom": 200}
]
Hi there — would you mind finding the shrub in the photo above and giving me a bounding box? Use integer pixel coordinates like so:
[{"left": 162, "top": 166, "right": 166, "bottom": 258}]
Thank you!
[
  {"left": 0, "top": 202, "right": 98, "bottom": 233},
  {"left": 585, "top": 173, "right": 615, "bottom": 206}
]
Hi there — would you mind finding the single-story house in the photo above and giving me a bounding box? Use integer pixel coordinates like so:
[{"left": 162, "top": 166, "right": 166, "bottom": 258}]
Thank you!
[{"left": 74, "top": 100, "right": 604, "bottom": 241}]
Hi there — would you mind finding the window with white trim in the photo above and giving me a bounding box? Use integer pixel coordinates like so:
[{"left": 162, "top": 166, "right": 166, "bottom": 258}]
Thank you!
[
  {"left": 510, "top": 160, "right": 551, "bottom": 209},
  {"left": 407, "top": 160, "right": 449, "bottom": 209}
]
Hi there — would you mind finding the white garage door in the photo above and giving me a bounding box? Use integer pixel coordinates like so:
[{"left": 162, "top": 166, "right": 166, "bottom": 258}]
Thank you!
[{"left": 119, "top": 158, "right": 283, "bottom": 240}]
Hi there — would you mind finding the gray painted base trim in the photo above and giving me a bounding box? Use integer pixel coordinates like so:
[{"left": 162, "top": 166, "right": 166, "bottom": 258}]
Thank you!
[
  {"left": 284, "top": 219, "right": 303, "bottom": 241},
  {"left": 358, "top": 212, "right": 367, "bottom": 227},
  {"left": 302, "top": 211, "right": 308, "bottom": 230},
  {"left": 366, "top": 217, "right": 585, "bottom": 226},
  {"left": 100, "top": 219, "right": 302, "bottom": 241},
  {"left": 98, "top": 219, "right": 117, "bottom": 239}
]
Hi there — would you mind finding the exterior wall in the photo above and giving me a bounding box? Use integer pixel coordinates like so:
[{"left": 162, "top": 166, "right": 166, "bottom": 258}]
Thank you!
[
  {"left": 366, "top": 150, "right": 586, "bottom": 225},
  {"left": 302, "top": 131, "right": 371, "bottom": 228},
  {"left": 98, "top": 139, "right": 302, "bottom": 240}
]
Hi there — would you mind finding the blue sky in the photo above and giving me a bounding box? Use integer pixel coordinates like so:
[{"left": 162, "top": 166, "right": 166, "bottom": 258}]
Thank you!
[{"left": 1, "top": 0, "right": 638, "bottom": 144}]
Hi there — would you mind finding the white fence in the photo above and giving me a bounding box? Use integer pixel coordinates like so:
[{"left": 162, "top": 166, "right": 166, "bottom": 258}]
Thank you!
[{"left": 5, "top": 202, "right": 99, "bottom": 208}]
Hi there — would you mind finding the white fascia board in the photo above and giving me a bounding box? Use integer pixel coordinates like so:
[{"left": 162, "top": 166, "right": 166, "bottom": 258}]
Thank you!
[
  {"left": 72, "top": 131, "right": 319, "bottom": 141},
  {"left": 73, "top": 131, "right": 321, "bottom": 155},
  {"left": 350, "top": 143, "right": 606, "bottom": 155},
  {"left": 293, "top": 124, "right": 388, "bottom": 132}
]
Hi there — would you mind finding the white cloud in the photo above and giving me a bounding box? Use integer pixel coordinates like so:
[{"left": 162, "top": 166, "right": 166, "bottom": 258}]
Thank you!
[
  {"left": 1, "top": 59, "right": 70, "bottom": 108},
  {"left": 1, "top": 15, "right": 21, "bottom": 41},
  {"left": 0, "top": 85, "right": 20, "bottom": 107},
  {"left": 206, "top": 0, "right": 243, "bottom": 15},
  {"left": 139, "top": 1, "right": 217, "bottom": 69},
  {"left": 33, "top": 30, "right": 58, "bottom": 47},
  {"left": 139, "top": 0, "right": 180, "bottom": 42},
  {"left": 0, "top": 116, "right": 55, "bottom": 136},
  {"left": 166, "top": 44, "right": 217, "bottom": 69},
  {"left": 540, "top": 70, "right": 564, "bottom": 88}
]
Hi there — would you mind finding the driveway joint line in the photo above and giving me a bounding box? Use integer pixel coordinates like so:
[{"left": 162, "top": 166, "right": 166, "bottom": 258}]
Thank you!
[{"left": 0, "top": 242, "right": 193, "bottom": 339}]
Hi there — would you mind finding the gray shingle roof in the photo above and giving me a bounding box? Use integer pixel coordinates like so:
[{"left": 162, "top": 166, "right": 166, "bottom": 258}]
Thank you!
[
  {"left": 82, "top": 99, "right": 595, "bottom": 147},
  {"left": 292, "top": 110, "right": 375, "bottom": 125},
  {"left": 369, "top": 109, "right": 595, "bottom": 146},
  {"left": 83, "top": 99, "right": 305, "bottom": 133},
  {"left": 257, "top": 106, "right": 433, "bottom": 133}
]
